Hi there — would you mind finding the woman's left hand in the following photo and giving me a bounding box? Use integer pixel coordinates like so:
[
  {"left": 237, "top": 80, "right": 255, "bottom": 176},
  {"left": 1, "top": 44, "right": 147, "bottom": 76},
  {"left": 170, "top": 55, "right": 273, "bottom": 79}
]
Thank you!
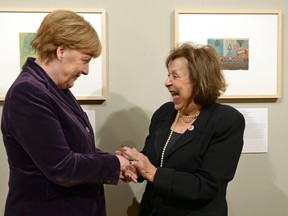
[{"left": 121, "top": 146, "right": 157, "bottom": 182}]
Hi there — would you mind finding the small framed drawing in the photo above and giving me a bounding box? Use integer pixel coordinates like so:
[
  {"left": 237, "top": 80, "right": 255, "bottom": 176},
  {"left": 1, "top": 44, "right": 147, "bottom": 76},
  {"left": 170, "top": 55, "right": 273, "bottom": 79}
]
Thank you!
[
  {"left": 0, "top": 8, "right": 106, "bottom": 102},
  {"left": 174, "top": 10, "right": 282, "bottom": 99}
]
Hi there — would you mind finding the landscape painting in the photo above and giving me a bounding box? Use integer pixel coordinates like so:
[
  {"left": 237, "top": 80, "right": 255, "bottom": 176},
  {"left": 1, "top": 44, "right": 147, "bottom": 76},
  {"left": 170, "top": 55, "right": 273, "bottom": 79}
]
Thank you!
[{"left": 19, "top": 32, "right": 36, "bottom": 70}]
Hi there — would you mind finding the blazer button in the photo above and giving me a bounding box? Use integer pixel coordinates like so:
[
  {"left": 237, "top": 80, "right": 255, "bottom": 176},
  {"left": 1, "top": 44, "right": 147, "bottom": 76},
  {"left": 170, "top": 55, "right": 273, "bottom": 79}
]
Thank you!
[
  {"left": 106, "top": 179, "right": 112, "bottom": 184},
  {"left": 85, "top": 127, "right": 90, "bottom": 133}
]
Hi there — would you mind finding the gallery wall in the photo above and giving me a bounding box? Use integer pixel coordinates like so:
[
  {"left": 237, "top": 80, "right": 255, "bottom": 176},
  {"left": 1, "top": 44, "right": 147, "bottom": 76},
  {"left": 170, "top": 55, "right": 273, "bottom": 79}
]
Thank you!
[{"left": 0, "top": 0, "right": 287, "bottom": 215}]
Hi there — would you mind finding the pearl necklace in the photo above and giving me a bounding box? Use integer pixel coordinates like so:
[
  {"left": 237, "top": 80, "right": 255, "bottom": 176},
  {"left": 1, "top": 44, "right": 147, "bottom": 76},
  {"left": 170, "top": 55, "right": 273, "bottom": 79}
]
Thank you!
[
  {"left": 160, "top": 112, "right": 180, "bottom": 167},
  {"left": 160, "top": 110, "right": 200, "bottom": 167},
  {"left": 179, "top": 111, "right": 199, "bottom": 119}
]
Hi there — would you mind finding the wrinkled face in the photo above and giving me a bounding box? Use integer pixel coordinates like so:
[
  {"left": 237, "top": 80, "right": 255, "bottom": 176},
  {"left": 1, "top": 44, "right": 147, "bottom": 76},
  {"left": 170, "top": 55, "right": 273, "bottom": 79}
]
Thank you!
[
  {"left": 165, "top": 57, "right": 193, "bottom": 112},
  {"left": 57, "top": 48, "right": 92, "bottom": 89}
]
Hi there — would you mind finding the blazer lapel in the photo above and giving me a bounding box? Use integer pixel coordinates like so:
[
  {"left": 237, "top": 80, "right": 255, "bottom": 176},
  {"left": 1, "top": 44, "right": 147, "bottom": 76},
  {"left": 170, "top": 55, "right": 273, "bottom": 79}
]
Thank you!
[
  {"left": 163, "top": 103, "right": 217, "bottom": 159},
  {"left": 163, "top": 125, "right": 198, "bottom": 158},
  {"left": 153, "top": 109, "right": 177, "bottom": 159},
  {"left": 46, "top": 79, "right": 84, "bottom": 117},
  {"left": 25, "top": 58, "right": 87, "bottom": 123}
]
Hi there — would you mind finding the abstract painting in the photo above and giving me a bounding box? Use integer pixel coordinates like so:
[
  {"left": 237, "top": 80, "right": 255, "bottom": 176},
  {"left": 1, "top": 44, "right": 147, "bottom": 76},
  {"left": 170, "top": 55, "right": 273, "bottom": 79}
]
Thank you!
[{"left": 19, "top": 32, "right": 36, "bottom": 70}]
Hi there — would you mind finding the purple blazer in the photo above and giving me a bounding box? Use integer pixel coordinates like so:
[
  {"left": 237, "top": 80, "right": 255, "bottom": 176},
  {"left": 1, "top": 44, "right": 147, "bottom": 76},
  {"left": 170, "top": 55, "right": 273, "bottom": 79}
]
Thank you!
[{"left": 1, "top": 58, "right": 120, "bottom": 216}]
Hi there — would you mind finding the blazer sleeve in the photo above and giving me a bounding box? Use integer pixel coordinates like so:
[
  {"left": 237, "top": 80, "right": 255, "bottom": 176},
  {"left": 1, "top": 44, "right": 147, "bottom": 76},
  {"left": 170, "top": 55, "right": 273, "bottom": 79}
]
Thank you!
[{"left": 4, "top": 81, "right": 120, "bottom": 187}]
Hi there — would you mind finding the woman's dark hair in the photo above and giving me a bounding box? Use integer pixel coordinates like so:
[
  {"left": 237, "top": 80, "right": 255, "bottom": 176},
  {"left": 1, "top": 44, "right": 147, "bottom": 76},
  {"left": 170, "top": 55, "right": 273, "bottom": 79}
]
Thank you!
[{"left": 165, "top": 42, "right": 226, "bottom": 107}]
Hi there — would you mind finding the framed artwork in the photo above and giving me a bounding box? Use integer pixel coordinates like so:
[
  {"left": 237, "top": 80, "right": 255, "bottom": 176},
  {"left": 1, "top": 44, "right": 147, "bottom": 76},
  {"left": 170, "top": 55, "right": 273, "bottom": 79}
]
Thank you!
[
  {"left": 174, "top": 10, "right": 282, "bottom": 99},
  {"left": 0, "top": 8, "right": 106, "bottom": 102}
]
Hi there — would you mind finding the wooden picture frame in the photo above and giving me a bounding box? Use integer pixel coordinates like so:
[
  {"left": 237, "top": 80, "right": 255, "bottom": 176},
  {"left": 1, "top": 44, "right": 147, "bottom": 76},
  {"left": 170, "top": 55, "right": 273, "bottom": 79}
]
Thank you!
[
  {"left": 0, "top": 8, "right": 106, "bottom": 102},
  {"left": 174, "top": 10, "right": 282, "bottom": 99}
]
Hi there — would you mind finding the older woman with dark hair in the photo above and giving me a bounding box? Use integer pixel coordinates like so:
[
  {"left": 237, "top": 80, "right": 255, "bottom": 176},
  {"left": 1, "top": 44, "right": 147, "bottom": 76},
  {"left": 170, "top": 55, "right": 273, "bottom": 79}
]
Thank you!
[
  {"left": 120, "top": 43, "right": 245, "bottom": 216},
  {"left": 1, "top": 10, "right": 130, "bottom": 216}
]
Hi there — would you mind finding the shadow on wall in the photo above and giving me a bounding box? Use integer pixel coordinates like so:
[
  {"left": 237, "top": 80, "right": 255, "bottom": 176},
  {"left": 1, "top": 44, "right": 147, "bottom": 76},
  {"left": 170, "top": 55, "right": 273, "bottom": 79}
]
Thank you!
[
  {"left": 227, "top": 154, "right": 288, "bottom": 216},
  {"left": 96, "top": 98, "right": 151, "bottom": 216}
]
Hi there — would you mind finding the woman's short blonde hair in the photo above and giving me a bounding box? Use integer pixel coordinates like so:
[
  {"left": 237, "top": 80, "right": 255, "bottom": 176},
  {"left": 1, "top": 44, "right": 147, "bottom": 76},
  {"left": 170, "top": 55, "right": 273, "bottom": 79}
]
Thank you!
[
  {"left": 166, "top": 43, "right": 226, "bottom": 107},
  {"left": 31, "top": 10, "right": 101, "bottom": 63}
]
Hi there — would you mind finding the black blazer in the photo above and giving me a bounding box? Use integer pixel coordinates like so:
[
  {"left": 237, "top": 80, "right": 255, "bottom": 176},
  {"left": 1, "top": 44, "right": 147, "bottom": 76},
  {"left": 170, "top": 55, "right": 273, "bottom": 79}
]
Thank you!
[{"left": 139, "top": 102, "right": 245, "bottom": 216}]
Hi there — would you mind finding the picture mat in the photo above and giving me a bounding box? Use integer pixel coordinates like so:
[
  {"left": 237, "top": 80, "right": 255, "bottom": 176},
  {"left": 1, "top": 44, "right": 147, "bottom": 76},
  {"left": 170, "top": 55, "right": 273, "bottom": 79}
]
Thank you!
[
  {"left": 0, "top": 10, "right": 104, "bottom": 100},
  {"left": 177, "top": 12, "right": 279, "bottom": 98}
]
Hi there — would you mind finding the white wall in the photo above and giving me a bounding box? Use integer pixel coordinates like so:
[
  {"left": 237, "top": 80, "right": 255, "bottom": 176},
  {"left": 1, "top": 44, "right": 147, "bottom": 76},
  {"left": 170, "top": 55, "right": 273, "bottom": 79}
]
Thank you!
[{"left": 0, "top": 0, "right": 288, "bottom": 215}]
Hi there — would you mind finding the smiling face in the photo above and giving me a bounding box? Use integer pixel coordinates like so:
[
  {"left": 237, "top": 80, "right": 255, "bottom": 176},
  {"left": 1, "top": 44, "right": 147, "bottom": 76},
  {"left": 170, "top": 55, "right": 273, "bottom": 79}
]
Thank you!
[
  {"left": 57, "top": 47, "right": 92, "bottom": 89},
  {"left": 165, "top": 57, "right": 194, "bottom": 113}
]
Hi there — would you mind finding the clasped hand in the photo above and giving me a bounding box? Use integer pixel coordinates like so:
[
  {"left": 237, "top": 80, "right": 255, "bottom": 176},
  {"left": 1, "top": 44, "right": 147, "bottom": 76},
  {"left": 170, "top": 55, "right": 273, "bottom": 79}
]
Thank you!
[{"left": 115, "top": 146, "right": 157, "bottom": 183}]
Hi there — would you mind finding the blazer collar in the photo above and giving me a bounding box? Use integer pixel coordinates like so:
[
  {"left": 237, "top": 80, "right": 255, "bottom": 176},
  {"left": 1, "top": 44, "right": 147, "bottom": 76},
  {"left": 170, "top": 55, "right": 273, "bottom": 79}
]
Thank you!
[
  {"left": 23, "top": 58, "right": 84, "bottom": 116},
  {"left": 154, "top": 102, "right": 219, "bottom": 160},
  {"left": 153, "top": 106, "right": 177, "bottom": 157}
]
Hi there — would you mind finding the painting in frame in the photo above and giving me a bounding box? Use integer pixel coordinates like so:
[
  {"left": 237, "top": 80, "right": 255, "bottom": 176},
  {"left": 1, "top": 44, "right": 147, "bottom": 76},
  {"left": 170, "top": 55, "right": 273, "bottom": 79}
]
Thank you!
[
  {"left": 0, "top": 8, "right": 106, "bottom": 102},
  {"left": 174, "top": 10, "right": 282, "bottom": 99}
]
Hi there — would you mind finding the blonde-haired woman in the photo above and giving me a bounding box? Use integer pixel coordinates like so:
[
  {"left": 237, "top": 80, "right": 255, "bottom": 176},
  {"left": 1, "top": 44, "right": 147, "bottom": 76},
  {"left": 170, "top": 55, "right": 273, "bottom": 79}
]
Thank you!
[{"left": 2, "top": 10, "right": 129, "bottom": 216}]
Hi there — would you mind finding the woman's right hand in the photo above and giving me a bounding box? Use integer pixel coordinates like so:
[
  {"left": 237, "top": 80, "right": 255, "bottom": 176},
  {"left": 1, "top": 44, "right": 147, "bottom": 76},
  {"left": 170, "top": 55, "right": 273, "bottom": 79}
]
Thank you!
[
  {"left": 120, "top": 146, "right": 157, "bottom": 182},
  {"left": 116, "top": 154, "right": 138, "bottom": 183}
]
